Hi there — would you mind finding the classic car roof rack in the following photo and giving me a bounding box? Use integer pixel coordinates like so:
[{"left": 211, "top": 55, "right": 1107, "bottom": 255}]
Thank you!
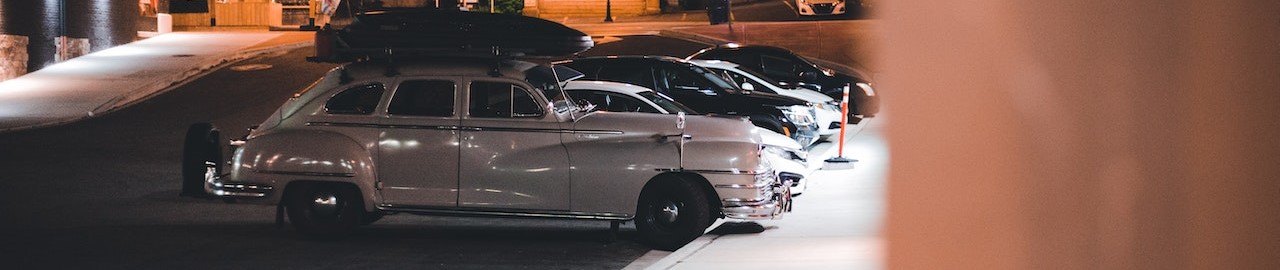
[{"left": 307, "top": 9, "right": 593, "bottom": 64}]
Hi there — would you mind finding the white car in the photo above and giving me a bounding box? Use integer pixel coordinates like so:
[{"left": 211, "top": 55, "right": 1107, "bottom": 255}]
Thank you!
[
  {"left": 689, "top": 59, "right": 845, "bottom": 141},
  {"left": 796, "top": 0, "right": 847, "bottom": 16},
  {"left": 565, "top": 80, "right": 816, "bottom": 195}
]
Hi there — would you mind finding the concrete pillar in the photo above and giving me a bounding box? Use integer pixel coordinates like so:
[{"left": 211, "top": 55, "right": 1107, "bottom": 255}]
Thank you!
[
  {"left": 0, "top": 34, "right": 29, "bottom": 81},
  {"left": 0, "top": 0, "right": 137, "bottom": 76},
  {"left": 0, "top": 0, "right": 62, "bottom": 74},
  {"left": 881, "top": 0, "right": 1280, "bottom": 269}
]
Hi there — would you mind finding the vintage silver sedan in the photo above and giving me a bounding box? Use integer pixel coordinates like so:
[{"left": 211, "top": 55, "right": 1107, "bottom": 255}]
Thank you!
[{"left": 182, "top": 57, "right": 791, "bottom": 250}]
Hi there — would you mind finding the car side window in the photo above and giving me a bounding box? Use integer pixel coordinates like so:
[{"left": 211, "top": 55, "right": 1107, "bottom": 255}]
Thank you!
[
  {"left": 608, "top": 93, "right": 659, "bottom": 113},
  {"left": 596, "top": 63, "right": 655, "bottom": 89},
  {"left": 715, "top": 69, "right": 775, "bottom": 94},
  {"left": 469, "top": 81, "right": 543, "bottom": 118},
  {"left": 388, "top": 80, "right": 455, "bottom": 117},
  {"left": 567, "top": 90, "right": 608, "bottom": 109},
  {"left": 760, "top": 55, "right": 799, "bottom": 79},
  {"left": 656, "top": 67, "right": 717, "bottom": 96},
  {"left": 325, "top": 83, "right": 385, "bottom": 115}
]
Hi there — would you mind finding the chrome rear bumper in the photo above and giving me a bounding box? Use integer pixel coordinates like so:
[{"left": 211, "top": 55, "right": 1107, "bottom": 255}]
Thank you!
[{"left": 201, "top": 162, "right": 273, "bottom": 198}]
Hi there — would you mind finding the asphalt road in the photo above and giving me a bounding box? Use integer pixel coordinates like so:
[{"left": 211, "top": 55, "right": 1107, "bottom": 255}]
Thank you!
[{"left": 0, "top": 47, "right": 659, "bottom": 269}]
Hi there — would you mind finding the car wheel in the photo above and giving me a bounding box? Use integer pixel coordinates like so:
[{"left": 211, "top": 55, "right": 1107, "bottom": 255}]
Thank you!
[
  {"left": 287, "top": 183, "right": 364, "bottom": 237},
  {"left": 181, "top": 123, "right": 221, "bottom": 197},
  {"left": 635, "top": 179, "right": 713, "bottom": 251},
  {"left": 362, "top": 212, "right": 385, "bottom": 225}
]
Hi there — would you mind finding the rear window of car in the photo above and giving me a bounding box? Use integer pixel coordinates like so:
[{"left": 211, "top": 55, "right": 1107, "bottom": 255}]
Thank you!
[{"left": 325, "top": 83, "right": 385, "bottom": 115}]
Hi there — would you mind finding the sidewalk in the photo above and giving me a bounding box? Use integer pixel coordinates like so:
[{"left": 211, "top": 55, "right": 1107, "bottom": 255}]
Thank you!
[{"left": 0, "top": 32, "right": 312, "bottom": 132}]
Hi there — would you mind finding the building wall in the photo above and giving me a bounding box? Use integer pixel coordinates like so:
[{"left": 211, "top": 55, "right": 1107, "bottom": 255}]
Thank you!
[
  {"left": 881, "top": 0, "right": 1280, "bottom": 269},
  {"left": 0, "top": 0, "right": 136, "bottom": 81}
]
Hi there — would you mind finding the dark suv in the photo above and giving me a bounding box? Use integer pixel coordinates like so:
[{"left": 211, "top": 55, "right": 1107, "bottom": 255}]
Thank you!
[
  {"left": 561, "top": 56, "right": 820, "bottom": 146},
  {"left": 687, "top": 44, "right": 880, "bottom": 119}
]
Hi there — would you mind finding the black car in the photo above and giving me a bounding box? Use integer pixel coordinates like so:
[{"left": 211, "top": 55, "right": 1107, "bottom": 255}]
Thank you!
[
  {"left": 687, "top": 44, "right": 880, "bottom": 119},
  {"left": 561, "top": 56, "right": 820, "bottom": 146}
]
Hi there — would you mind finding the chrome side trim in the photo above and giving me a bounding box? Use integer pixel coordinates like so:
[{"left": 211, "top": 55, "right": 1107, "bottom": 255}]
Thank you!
[
  {"left": 305, "top": 122, "right": 383, "bottom": 128},
  {"left": 714, "top": 184, "right": 760, "bottom": 189},
  {"left": 256, "top": 170, "right": 356, "bottom": 178},
  {"left": 377, "top": 205, "right": 633, "bottom": 221},
  {"left": 655, "top": 168, "right": 763, "bottom": 175},
  {"left": 304, "top": 122, "right": 622, "bottom": 135}
]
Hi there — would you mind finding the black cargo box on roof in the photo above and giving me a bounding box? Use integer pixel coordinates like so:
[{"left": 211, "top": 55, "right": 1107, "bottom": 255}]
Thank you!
[{"left": 312, "top": 9, "right": 593, "bottom": 62}]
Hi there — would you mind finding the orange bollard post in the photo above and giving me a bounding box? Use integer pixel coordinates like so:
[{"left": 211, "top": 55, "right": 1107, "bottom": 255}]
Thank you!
[{"left": 824, "top": 84, "right": 857, "bottom": 169}]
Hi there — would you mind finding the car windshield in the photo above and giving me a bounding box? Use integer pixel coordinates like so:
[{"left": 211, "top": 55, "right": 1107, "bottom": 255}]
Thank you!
[{"left": 639, "top": 91, "right": 697, "bottom": 114}]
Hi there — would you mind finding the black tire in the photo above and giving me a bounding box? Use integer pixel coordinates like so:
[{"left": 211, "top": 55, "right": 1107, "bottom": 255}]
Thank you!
[
  {"left": 287, "top": 183, "right": 365, "bottom": 237},
  {"left": 635, "top": 178, "right": 713, "bottom": 251},
  {"left": 181, "top": 123, "right": 222, "bottom": 197},
  {"left": 362, "top": 212, "right": 385, "bottom": 225}
]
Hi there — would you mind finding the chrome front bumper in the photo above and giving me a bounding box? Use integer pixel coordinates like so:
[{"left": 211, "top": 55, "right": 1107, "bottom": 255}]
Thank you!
[
  {"left": 201, "top": 162, "right": 274, "bottom": 198},
  {"left": 721, "top": 179, "right": 793, "bottom": 220}
]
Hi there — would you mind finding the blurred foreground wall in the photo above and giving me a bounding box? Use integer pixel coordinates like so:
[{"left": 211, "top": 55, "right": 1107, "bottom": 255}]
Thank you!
[{"left": 881, "top": 0, "right": 1280, "bottom": 269}]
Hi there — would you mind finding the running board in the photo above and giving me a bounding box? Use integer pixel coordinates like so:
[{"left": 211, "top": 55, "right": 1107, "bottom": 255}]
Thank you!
[{"left": 377, "top": 205, "right": 633, "bottom": 221}]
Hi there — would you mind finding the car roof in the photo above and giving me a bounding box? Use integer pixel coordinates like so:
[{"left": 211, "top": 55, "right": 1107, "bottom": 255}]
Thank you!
[
  {"left": 564, "top": 80, "right": 654, "bottom": 95},
  {"left": 569, "top": 55, "right": 689, "bottom": 64},
  {"left": 685, "top": 59, "right": 741, "bottom": 69},
  {"left": 338, "top": 57, "right": 581, "bottom": 82}
]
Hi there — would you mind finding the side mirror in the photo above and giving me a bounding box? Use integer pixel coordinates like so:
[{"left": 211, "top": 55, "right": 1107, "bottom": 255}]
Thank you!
[
  {"left": 800, "top": 71, "right": 819, "bottom": 82},
  {"left": 740, "top": 82, "right": 755, "bottom": 91}
]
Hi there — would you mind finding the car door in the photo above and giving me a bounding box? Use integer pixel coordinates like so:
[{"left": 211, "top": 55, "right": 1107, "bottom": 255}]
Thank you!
[
  {"left": 459, "top": 79, "right": 571, "bottom": 210},
  {"left": 376, "top": 78, "right": 462, "bottom": 207}
]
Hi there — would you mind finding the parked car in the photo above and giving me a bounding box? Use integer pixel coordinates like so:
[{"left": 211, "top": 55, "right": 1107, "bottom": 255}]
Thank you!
[
  {"left": 564, "top": 80, "right": 816, "bottom": 194},
  {"left": 686, "top": 44, "right": 880, "bottom": 120},
  {"left": 182, "top": 10, "right": 790, "bottom": 252},
  {"left": 689, "top": 59, "right": 844, "bottom": 141},
  {"left": 563, "top": 80, "right": 696, "bottom": 114},
  {"left": 560, "top": 56, "right": 821, "bottom": 146},
  {"left": 796, "top": 0, "right": 848, "bottom": 16}
]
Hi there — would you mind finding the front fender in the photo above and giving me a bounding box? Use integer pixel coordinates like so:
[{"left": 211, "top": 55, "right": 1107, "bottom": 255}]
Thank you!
[{"left": 228, "top": 129, "right": 378, "bottom": 210}]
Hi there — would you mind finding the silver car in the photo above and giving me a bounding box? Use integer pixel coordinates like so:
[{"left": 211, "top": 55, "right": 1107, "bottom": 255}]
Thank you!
[{"left": 182, "top": 57, "right": 791, "bottom": 251}]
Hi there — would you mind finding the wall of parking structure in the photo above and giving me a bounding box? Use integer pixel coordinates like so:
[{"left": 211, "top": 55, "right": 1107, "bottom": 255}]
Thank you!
[
  {"left": 881, "top": 0, "right": 1280, "bottom": 269},
  {"left": 0, "top": 0, "right": 138, "bottom": 80}
]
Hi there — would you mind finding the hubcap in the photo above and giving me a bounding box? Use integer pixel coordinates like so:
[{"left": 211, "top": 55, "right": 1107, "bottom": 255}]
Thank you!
[
  {"left": 657, "top": 201, "right": 680, "bottom": 224},
  {"left": 310, "top": 192, "right": 341, "bottom": 219}
]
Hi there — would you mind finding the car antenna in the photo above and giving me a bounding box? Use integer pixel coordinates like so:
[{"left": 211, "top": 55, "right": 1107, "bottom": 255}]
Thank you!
[
  {"left": 338, "top": 67, "right": 353, "bottom": 84},
  {"left": 382, "top": 48, "right": 399, "bottom": 77},
  {"left": 488, "top": 46, "right": 504, "bottom": 77}
]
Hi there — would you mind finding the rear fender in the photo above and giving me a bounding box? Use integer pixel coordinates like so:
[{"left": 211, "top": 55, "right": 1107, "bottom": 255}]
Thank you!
[{"left": 231, "top": 129, "right": 379, "bottom": 211}]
